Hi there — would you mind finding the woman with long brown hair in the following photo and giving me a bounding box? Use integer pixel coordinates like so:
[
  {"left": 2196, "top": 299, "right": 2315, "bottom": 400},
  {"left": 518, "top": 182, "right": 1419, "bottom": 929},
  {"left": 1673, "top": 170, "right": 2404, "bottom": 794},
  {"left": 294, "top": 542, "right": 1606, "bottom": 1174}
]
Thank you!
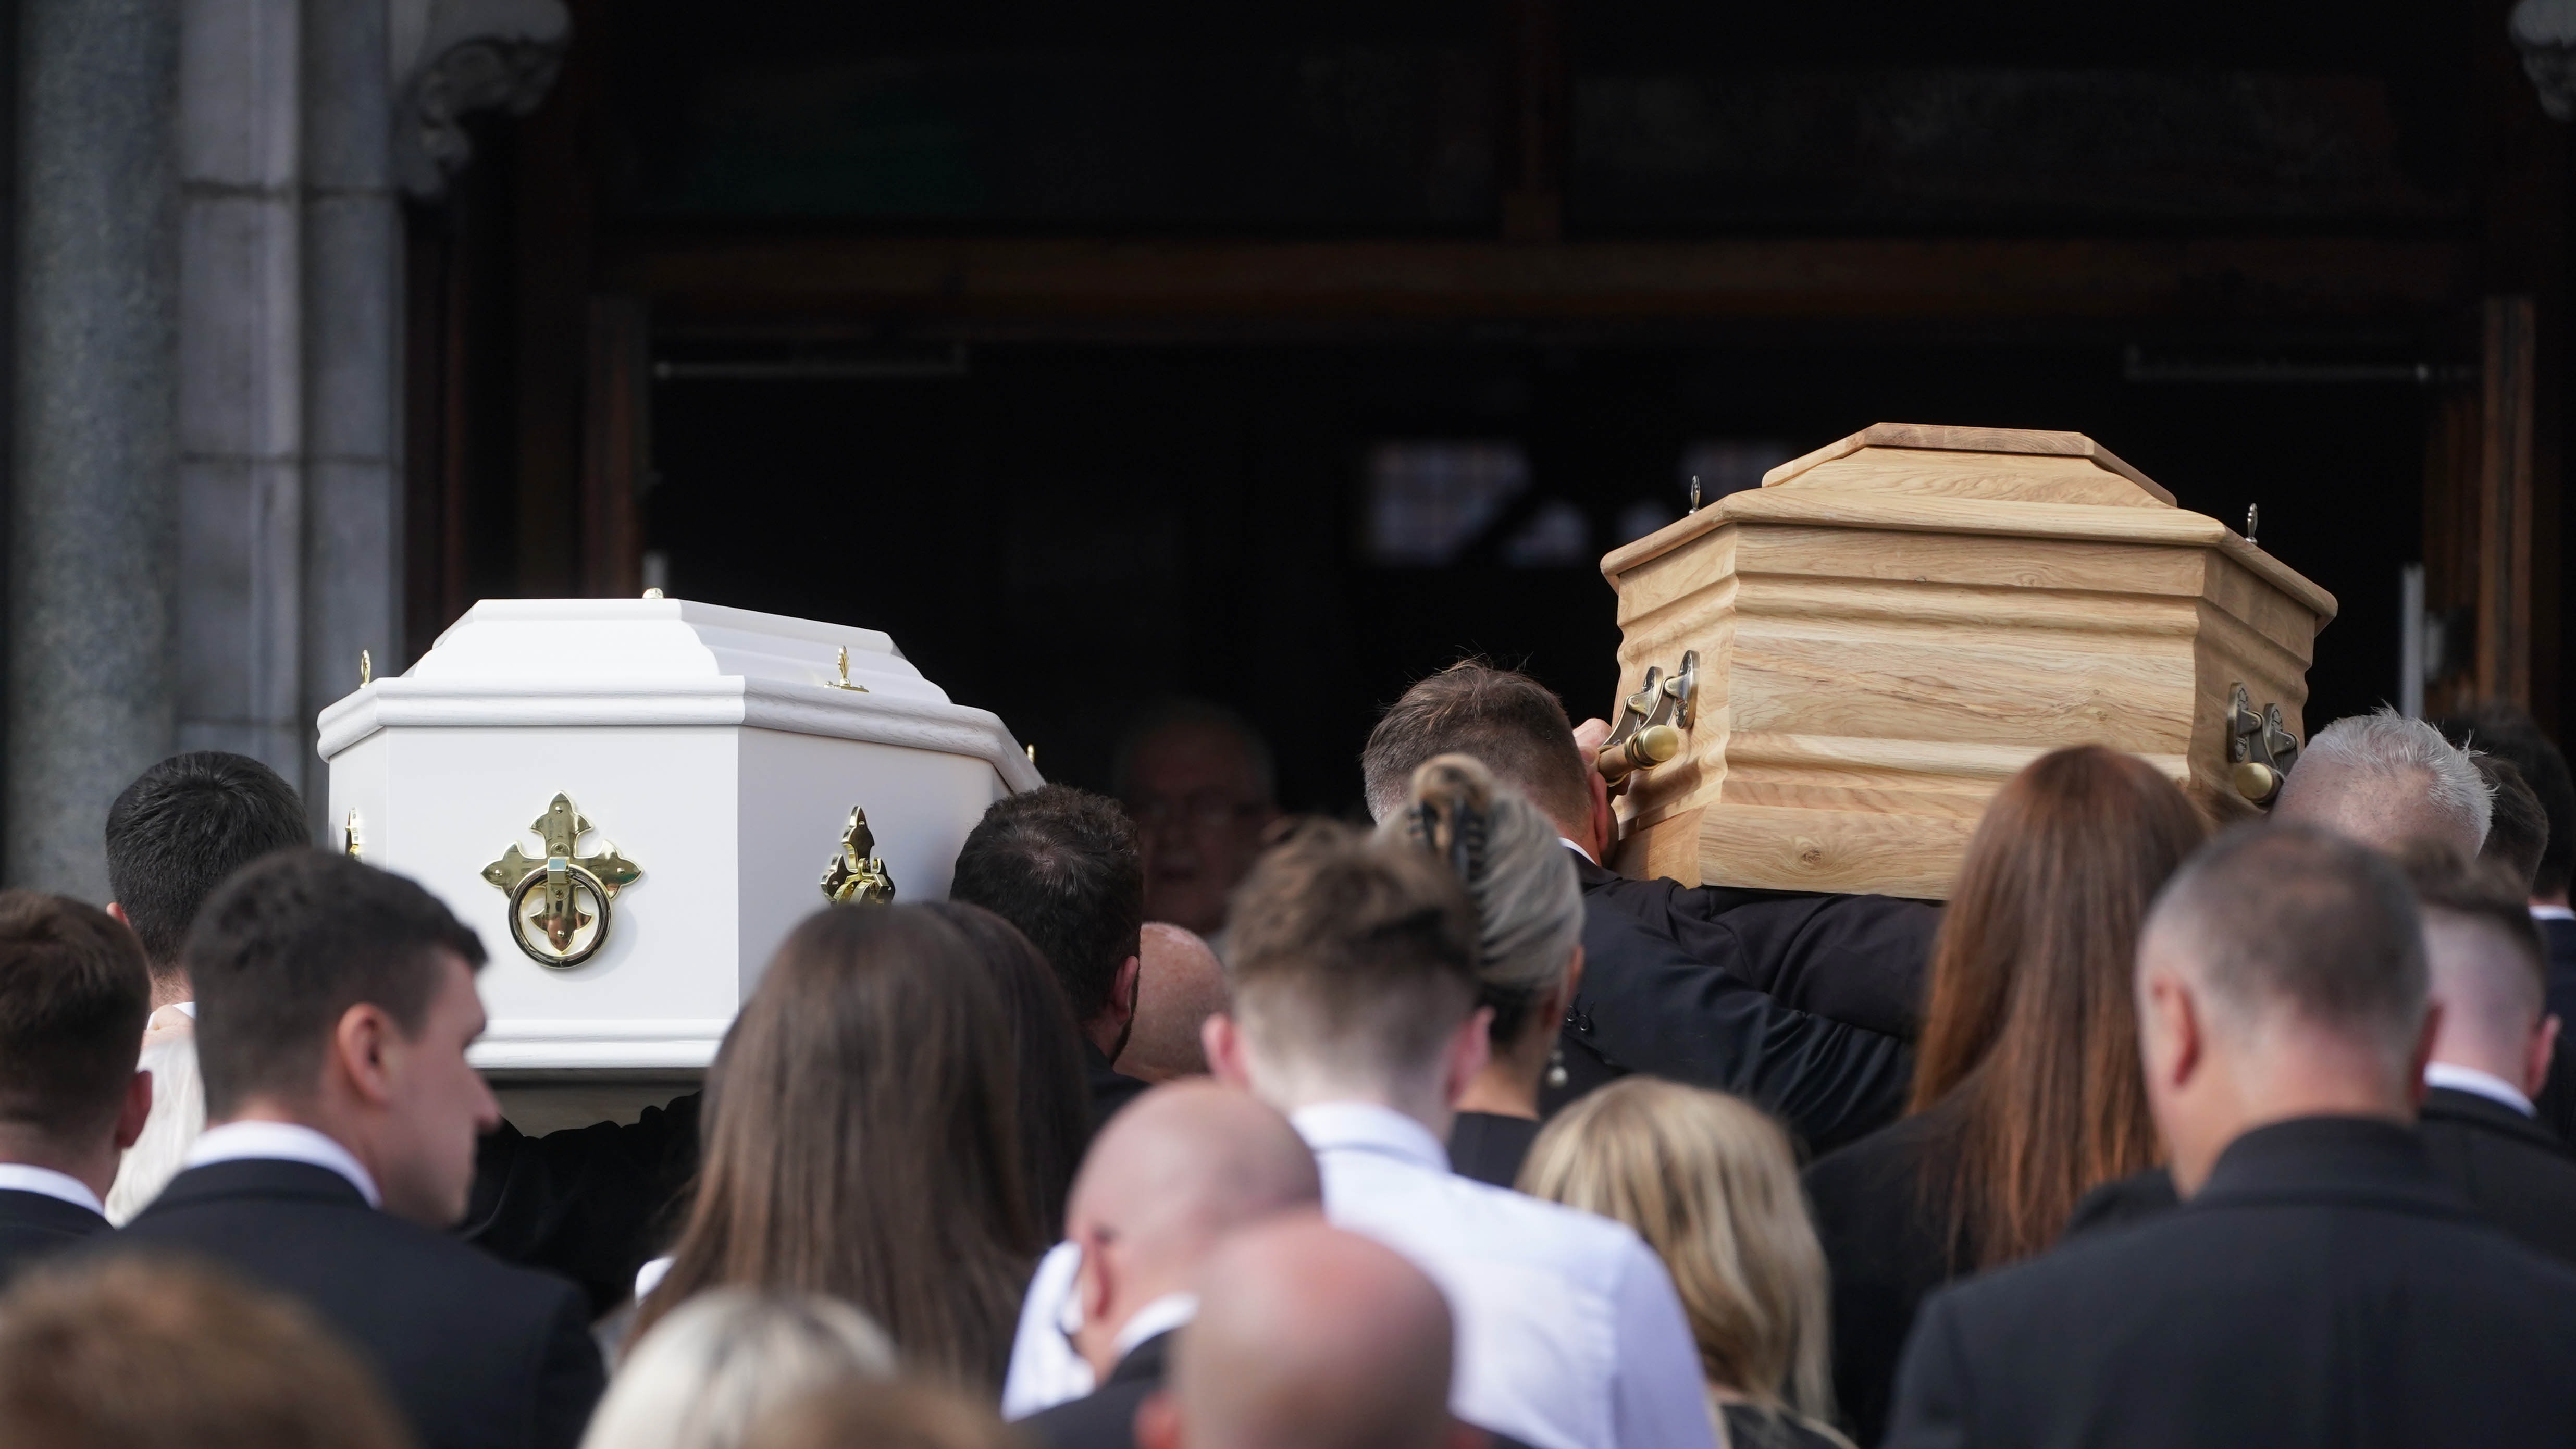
[
  {"left": 633, "top": 905, "right": 1044, "bottom": 1390},
  {"left": 1800, "top": 746, "right": 2208, "bottom": 1443}
]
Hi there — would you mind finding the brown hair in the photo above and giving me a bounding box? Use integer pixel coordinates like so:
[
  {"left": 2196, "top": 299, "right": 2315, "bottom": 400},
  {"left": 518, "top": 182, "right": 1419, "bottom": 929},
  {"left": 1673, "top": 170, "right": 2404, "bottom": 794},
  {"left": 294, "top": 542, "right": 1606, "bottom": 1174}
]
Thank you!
[
  {"left": 1911, "top": 747, "right": 2207, "bottom": 1269},
  {"left": 0, "top": 891, "right": 150, "bottom": 1144},
  {"left": 1224, "top": 820, "right": 1482, "bottom": 1082},
  {"left": 0, "top": 1254, "right": 413, "bottom": 1449},
  {"left": 2396, "top": 841, "right": 2547, "bottom": 987},
  {"left": 744, "top": 1379, "right": 1024, "bottom": 1449},
  {"left": 919, "top": 900, "right": 1094, "bottom": 1237},
  {"left": 1360, "top": 660, "right": 1593, "bottom": 829},
  {"left": 2472, "top": 754, "right": 2552, "bottom": 896},
  {"left": 1521, "top": 1080, "right": 1841, "bottom": 1433},
  {"left": 636, "top": 906, "right": 1040, "bottom": 1388}
]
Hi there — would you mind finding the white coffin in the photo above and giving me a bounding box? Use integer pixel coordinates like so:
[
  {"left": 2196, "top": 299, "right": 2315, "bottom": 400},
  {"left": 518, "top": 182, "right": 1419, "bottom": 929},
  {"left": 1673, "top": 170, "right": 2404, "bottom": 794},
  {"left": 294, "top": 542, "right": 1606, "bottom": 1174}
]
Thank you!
[{"left": 317, "top": 598, "right": 1041, "bottom": 1071}]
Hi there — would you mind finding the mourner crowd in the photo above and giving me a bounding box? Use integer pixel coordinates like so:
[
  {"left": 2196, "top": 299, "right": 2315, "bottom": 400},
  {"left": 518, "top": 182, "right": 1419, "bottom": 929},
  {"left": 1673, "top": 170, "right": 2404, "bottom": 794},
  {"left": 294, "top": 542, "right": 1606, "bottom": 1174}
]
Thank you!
[{"left": 3, "top": 660, "right": 2576, "bottom": 1449}]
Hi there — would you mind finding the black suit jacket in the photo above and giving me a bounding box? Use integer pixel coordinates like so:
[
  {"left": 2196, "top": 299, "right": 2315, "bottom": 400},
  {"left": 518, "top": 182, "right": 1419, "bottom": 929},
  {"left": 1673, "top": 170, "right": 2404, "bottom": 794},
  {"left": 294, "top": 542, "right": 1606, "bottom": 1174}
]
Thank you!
[
  {"left": 1085, "top": 1038, "right": 1150, "bottom": 1127},
  {"left": 1885, "top": 1117, "right": 2576, "bottom": 1449},
  {"left": 1575, "top": 853, "right": 1938, "bottom": 1042},
  {"left": 1799, "top": 1104, "right": 1969, "bottom": 1446},
  {"left": 0, "top": 1185, "right": 109, "bottom": 1283},
  {"left": 1550, "top": 852, "right": 1914, "bottom": 1157},
  {"left": 1026, "top": 1330, "right": 1172, "bottom": 1449},
  {"left": 114, "top": 1161, "right": 604, "bottom": 1449},
  {"left": 462, "top": 1091, "right": 701, "bottom": 1316}
]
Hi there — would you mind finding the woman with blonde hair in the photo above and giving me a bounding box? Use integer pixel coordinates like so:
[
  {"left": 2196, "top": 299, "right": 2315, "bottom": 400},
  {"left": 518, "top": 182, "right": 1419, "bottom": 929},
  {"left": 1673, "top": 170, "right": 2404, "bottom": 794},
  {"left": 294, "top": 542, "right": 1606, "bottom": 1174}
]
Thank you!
[
  {"left": 1521, "top": 1078, "right": 1849, "bottom": 1449},
  {"left": 1377, "top": 752, "right": 1586, "bottom": 1186},
  {"left": 583, "top": 1290, "right": 896, "bottom": 1449}
]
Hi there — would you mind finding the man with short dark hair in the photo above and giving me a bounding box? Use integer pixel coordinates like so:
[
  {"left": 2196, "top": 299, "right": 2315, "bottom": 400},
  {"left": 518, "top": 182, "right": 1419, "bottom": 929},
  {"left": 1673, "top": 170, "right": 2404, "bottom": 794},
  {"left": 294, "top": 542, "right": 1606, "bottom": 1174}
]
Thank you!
[
  {"left": 108, "top": 851, "right": 604, "bottom": 1449},
  {"left": 0, "top": 893, "right": 153, "bottom": 1278},
  {"left": 1885, "top": 825, "right": 2576, "bottom": 1448},
  {"left": 1359, "top": 660, "right": 1919, "bottom": 1154},
  {"left": 2439, "top": 704, "right": 2576, "bottom": 1138},
  {"left": 2398, "top": 844, "right": 2576, "bottom": 1265},
  {"left": 1202, "top": 822, "right": 1714, "bottom": 1449},
  {"left": 99, "top": 752, "right": 308, "bottom": 1219},
  {"left": 953, "top": 785, "right": 1152, "bottom": 1123}
]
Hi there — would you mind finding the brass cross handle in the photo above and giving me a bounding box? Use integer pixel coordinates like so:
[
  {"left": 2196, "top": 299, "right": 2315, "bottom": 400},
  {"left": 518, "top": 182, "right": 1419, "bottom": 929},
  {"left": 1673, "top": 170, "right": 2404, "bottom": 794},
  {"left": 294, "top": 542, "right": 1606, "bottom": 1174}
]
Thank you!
[{"left": 481, "top": 794, "right": 642, "bottom": 968}]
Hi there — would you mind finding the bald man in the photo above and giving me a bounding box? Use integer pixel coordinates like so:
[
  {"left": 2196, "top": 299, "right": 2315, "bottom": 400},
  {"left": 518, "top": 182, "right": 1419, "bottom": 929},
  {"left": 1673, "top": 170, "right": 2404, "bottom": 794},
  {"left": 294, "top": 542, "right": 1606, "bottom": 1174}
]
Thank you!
[
  {"left": 1135, "top": 1218, "right": 1482, "bottom": 1449},
  {"left": 1024, "top": 1083, "right": 1322, "bottom": 1449},
  {"left": 2273, "top": 708, "right": 2492, "bottom": 857},
  {"left": 1117, "top": 925, "right": 1230, "bottom": 1084}
]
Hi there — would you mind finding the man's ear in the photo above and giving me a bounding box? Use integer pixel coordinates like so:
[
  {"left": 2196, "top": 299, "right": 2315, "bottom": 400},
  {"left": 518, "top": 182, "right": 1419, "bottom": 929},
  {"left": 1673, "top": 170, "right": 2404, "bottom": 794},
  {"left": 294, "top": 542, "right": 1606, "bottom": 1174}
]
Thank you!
[
  {"left": 1441, "top": 1007, "right": 1495, "bottom": 1109},
  {"left": 113, "top": 1069, "right": 153, "bottom": 1151},
  {"left": 2143, "top": 971, "right": 2201, "bottom": 1093},
  {"left": 1133, "top": 1390, "right": 1182, "bottom": 1449},
  {"left": 104, "top": 901, "right": 131, "bottom": 928},
  {"left": 1203, "top": 1013, "right": 1254, "bottom": 1090},
  {"left": 1073, "top": 1222, "right": 1116, "bottom": 1324},
  {"left": 2528, "top": 1015, "right": 2562, "bottom": 1099},
  {"left": 2407, "top": 1001, "right": 2445, "bottom": 1109},
  {"left": 1109, "top": 955, "right": 1142, "bottom": 1030},
  {"left": 332, "top": 1002, "right": 402, "bottom": 1108}
]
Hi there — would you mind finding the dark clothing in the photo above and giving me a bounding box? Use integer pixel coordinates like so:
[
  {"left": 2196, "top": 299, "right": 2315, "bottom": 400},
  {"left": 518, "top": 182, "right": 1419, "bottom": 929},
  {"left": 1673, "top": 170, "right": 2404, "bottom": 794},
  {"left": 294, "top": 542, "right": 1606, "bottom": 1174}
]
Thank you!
[
  {"left": 1026, "top": 1330, "right": 1172, "bottom": 1449},
  {"left": 115, "top": 1160, "right": 605, "bottom": 1449},
  {"left": 1884, "top": 1116, "right": 2576, "bottom": 1449},
  {"left": 1577, "top": 853, "right": 1939, "bottom": 1042},
  {"left": 1800, "top": 1105, "right": 1966, "bottom": 1446},
  {"left": 1446, "top": 1111, "right": 1543, "bottom": 1190},
  {"left": 0, "top": 1185, "right": 109, "bottom": 1282},
  {"left": 462, "top": 1091, "right": 701, "bottom": 1317},
  {"left": 1550, "top": 852, "right": 1914, "bottom": 1158},
  {"left": 2063, "top": 1087, "right": 2576, "bottom": 1271},
  {"left": 2418, "top": 1084, "right": 2576, "bottom": 1267},
  {"left": 1085, "top": 1038, "right": 1150, "bottom": 1127},
  {"left": 2541, "top": 914, "right": 2576, "bottom": 1030}
]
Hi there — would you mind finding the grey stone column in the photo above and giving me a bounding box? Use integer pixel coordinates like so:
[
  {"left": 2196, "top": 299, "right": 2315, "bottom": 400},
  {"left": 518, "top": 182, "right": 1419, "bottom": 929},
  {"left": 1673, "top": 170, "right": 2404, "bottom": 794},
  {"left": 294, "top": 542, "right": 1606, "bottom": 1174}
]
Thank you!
[
  {"left": 300, "top": 0, "right": 401, "bottom": 825},
  {"left": 7, "top": 0, "right": 181, "bottom": 896}
]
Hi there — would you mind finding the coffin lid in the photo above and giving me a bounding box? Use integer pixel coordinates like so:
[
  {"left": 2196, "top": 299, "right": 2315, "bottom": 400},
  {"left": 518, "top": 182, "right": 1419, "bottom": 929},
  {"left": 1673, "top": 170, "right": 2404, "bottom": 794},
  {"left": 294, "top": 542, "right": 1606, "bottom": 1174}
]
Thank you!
[
  {"left": 316, "top": 598, "right": 1045, "bottom": 791},
  {"left": 1601, "top": 422, "right": 2337, "bottom": 622}
]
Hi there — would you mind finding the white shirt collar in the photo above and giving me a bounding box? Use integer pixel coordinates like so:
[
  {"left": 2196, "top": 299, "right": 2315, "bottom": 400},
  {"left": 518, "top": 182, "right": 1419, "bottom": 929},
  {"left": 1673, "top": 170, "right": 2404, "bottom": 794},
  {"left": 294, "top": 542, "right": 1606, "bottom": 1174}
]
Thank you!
[
  {"left": 0, "top": 1163, "right": 105, "bottom": 1217},
  {"left": 2424, "top": 1062, "right": 2536, "bottom": 1118},
  {"left": 1290, "top": 1101, "right": 1452, "bottom": 1173},
  {"left": 2532, "top": 904, "right": 2575, "bottom": 923},
  {"left": 1112, "top": 1292, "right": 1198, "bottom": 1358},
  {"left": 185, "top": 1121, "right": 382, "bottom": 1209},
  {"left": 1557, "top": 837, "right": 1599, "bottom": 866},
  {"left": 171, "top": 1000, "right": 196, "bottom": 1018}
]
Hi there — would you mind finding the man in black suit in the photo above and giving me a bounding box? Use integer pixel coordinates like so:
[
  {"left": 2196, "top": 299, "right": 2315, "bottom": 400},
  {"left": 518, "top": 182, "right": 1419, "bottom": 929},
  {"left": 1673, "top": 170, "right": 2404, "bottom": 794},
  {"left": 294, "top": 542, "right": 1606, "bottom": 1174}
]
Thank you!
[
  {"left": 2396, "top": 844, "right": 2576, "bottom": 1265},
  {"left": 2437, "top": 703, "right": 2576, "bottom": 1139},
  {"left": 1358, "top": 661, "right": 1917, "bottom": 1154},
  {"left": 108, "top": 850, "right": 604, "bottom": 1449},
  {"left": 1025, "top": 1082, "right": 1321, "bottom": 1449},
  {"left": 953, "top": 785, "right": 1154, "bottom": 1125},
  {"left": 1886, "top": 824, "right": 2576, "bottom": 1449},
  {"left": 0, "top": 892, "right": 153, "bottom": 1279}
]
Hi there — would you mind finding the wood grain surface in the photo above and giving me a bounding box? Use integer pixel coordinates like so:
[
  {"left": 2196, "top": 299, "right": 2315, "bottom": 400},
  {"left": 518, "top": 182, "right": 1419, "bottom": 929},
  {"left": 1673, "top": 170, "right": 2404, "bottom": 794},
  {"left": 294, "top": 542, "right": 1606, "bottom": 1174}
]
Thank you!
[{"left": 1600, "top": 424, "right": 2331, "bottom": 898}]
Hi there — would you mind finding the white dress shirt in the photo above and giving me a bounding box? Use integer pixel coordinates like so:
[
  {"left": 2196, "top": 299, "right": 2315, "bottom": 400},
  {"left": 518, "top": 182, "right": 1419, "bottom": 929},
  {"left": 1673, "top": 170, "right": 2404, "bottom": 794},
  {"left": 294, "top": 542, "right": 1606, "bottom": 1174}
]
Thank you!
[
  {"left": 184, "top": 1121, "right": 382, "bottom": 1209},
  {"left": 1294, "top": 1102, "right": 1715, "bottom": 1449},
  {"left": 2424, "top": 1061, "right": 2537, "bottom": 1118},
  {"left": 1003, "top": 1241, "right": 1094, "bottom": 1417},
  {"left": 0, "top": 1163, "right": 106, "bottom": 1217}
]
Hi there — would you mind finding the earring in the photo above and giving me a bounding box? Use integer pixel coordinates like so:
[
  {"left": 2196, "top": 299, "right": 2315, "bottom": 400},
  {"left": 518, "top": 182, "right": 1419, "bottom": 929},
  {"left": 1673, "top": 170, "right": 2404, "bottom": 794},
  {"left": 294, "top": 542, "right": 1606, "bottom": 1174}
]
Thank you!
[{"left": 1544, "top": 1042, "right": 1569, "bottom": 1092}]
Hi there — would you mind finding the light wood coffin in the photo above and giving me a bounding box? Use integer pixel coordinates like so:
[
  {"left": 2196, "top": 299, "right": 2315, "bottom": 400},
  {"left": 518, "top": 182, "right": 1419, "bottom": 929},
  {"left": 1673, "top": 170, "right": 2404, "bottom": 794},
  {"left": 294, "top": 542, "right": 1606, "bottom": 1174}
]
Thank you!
[{"left": 1601, "top": 424, "right": 2338, "bottom": 900}]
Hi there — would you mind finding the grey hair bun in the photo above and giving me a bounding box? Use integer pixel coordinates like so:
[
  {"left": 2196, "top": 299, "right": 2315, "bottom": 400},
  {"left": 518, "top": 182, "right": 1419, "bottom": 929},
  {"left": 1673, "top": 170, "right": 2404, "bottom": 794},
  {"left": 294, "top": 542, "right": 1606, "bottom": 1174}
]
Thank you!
[{"left": 1381, "top": 753, "right": 1582, "bottom": 1012}]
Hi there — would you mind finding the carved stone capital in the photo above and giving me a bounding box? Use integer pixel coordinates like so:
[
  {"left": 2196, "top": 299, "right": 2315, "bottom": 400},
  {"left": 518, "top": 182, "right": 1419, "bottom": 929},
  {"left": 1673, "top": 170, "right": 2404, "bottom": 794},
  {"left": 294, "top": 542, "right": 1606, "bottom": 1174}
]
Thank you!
[{"left": 393, "top": 0, "right": 573, "bottom": 196}]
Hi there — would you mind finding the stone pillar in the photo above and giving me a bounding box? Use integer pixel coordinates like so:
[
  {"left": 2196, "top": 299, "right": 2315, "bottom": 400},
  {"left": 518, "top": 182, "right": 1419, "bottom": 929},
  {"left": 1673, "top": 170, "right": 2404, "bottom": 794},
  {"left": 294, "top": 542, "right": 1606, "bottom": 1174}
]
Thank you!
[
  {"left": 7, "top": 0, "right": 181, "bottom": 895},
  {"left": 175, "top": 0, "right": 304, "bottom": 786},
  {"left": 299, "top": 0, "right": 401, "bottom": 823}
]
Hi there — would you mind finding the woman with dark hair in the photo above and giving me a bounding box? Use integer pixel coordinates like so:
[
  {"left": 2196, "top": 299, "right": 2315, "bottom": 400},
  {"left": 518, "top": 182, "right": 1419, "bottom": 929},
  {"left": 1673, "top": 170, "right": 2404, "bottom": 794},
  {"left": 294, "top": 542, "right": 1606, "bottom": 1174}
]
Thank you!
[
  {"left": 921, "top": 899, "right": 1095, "bottom": 1237},
  {"left": 1800, "top": 746, "right": 2208, "bottom": 1443},
  {"left": 634, "top": 905, "right": 1043, "bottom": 1390}
]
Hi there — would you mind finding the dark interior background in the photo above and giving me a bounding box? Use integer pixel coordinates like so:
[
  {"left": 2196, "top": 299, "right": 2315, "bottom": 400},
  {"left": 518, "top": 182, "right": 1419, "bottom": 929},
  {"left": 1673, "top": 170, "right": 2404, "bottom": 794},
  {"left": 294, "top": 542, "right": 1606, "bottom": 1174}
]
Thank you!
[{"left": 649, "top": 342, "right": 2424, "bottom": 814}]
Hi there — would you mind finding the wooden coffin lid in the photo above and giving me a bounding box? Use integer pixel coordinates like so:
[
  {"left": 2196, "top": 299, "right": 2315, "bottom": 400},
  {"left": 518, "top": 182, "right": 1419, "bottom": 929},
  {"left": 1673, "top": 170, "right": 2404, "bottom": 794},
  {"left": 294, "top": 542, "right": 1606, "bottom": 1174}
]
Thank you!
[{"left": 1599, "top": 422, "right": 2337, "bottom": 622}]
